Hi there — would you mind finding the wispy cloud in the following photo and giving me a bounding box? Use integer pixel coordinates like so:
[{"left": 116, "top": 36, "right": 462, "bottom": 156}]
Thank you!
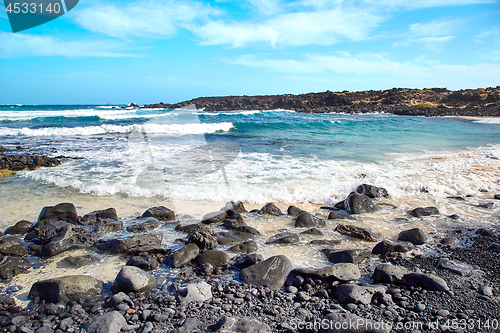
[
  {"left": 228, "top": 53, "right": 500, "bottom": 88},
  {"left": 191, "top": 7, "right": 385, "bottom": 47},
  {"left": 74, "top": 0, "right": 217, "bottom": 39},
  {"left": 361, "top": 0, "right": 497, "bottom": 10},
  {"left": 248, "top": 0, "right": 282, "bottom": 15},
  {"left": 0, "top": 32, "right": 139, "bottom": 58},
  {"left": 394, "top": 20, "right": 461, "bottom": 49}
]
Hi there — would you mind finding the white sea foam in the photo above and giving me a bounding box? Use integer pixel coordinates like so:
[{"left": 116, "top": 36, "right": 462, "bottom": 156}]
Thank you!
[{"left": 0, "top": 122, "right": 234, "bottom": 136}]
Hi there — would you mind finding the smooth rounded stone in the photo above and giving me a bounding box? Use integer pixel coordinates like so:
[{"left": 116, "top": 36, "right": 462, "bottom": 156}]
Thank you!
[
  {"left": 95, "top": 221, "right": 124, "bottom": 233},
  {"left": 96, "top": 233, "right": 163, "bottom": 253},
  {"left": 295, "top": 213, "right": 326, "bottom": 228},
  {"left": 323, "top": 248, "right": 371, "bottom": 265},
  {"left": 0, "top": 255, "right": 30, "bottom": 279},
  {"left": 436, "top": 309, "right": 449, "bottom": 317},
  {"left": 296, "top": 291, "right": 310, "bottom": 302},
  {"left": 476, "top": 202, "right": 495, "bottom": 209},
  {"left": 111, "top": 266, "right": 156, "bottom": 293},
  {"left": 334, "top": 224, "right": 378, "bottom": 242},
  {"left": 4, "top": 220, "right": 33, "bottom": 235},
  {"left": 126, "top": 255, "right": 159, "bottom": 271},
  {"left": 141, "top": 206, "right": 175, "bottom": 222},
  {"left": 0, "top": 236, "right": 28, "bottom": 256},
  {"left": 440, "top": 237, "right": 458, "bottom": 245},
  {"left": 38, "top": 203, "right": 78, "bottom": 224},
  {"left": 328, "top": 211, "right": 354, "bottom": 220},
  {"left": 188, "top": 228, "right": 218, "bottom": 251},
  {"left": 29, "top": 275, "right": 103, "bottom": 303},
  {"left": 344, "top": 192, "right": 378, "bottom": 215},
  {"left": 233, "top": 253, "right": 263, "bottom": 269},
  {"left": 295, "top": 263, "right": 361, "bottom": 282},
  {"left": 414, "top": 303, "right": 425, "bottom": 312},
  {"left": 213, "top": 316, "right": 271, "bottom": 333},
  {"left": 486, "top": 243, "right": 500, "bottom": 252},
  {"left": 228, "top": 241, "right": 258, "bottom": 254},
  {"left": 127, "top": 218, "right": 160, "bottom": 233},
  {"left": 320, "top": 311, "right": 391, "bottom": 333},
  {"left": 293, "top": 275, "right": 305, "bottom": 286},
  {"left": 265, "top": 232, "right": 299, "bottom": 245},
  {"left": 397, "top": 228, "right": 428, "bottom": 245},
  {"left": 408, "top": 207, "right": 439, "bottom": 217},
  {"left": 286, "top": 286, "right": 298, "bottom": 294},
  {"left": 105, "top": 291, "right": 133, "bottom": 308},
  {"left": 287, "top": 205, "right": 306, "bottom": 217},
  {"left": 373, "top": 263, "right": 450, "bottom": 292},
  {"left": 166, "top": 243, "right": 200, "bottom": 268},
  {"left": 437, "top": 258, "right": 476, "bottom": 276},
  {"left": 372, "top": 239, "right": 414, "bottom": 254},
  {"left": 83, "top": 311, "right": 127, "bottom": 333},
  {"left": 448, "top": 214, "right": 460, "bottom": 220},
  {"left": 217, "top": 230, "right": 254, "bottom": 245},
  {"left": 310, "top": 239, "right": 342, "bottom": 246},
  {"left": 479, "top": 285, "right": 493, "bottom": 296},
  {"left": 178, "top": 281, "right": 212, "bottom": 304},
  {"left": 63, "top": 254, "right": 100, "bottom": 268},
  {"left": 197, "top": 250, "right": 229, "bottom": 267},
  {"left": 447, "top": 196, "right": 466, "bottom": 201},
  {"left": 301, "top": 228, "right": 324, "bottom": 236},
  {"left": 80, "top": 208, "right": 118, "bottom": 226},
  {"left": 476, "top": 228, "right": 497, "bottom": 236},
  {"left": 495, "top": 194, "right": 500, "bottom": 200},
  {"left": 372, "top": 264, "right": 409, "bottom": 284},
  {"left": 236, "top": 226, "right": 261, "bottom": 236},
  {"left": 333, "top": 284, "right": 387, "bottom": 305},
  {"left": 257, "top": 203, "right": 282, "bottom": 216},
  {"left": 239, "top": 255, "right": 293, "bottom": 290},
  {"left": 41, "top": 224, "right": 98, "bottom": 257},
  {"left": 176, "top": 222, "right": 203, "bottom": 233},
  {"left": 201, "top": 211, "right": 227, "bottom": 224},
  {"left": 356, "top": 184, "right": 389, "bottom": 198},
  {"left": 221, "top": 201, "right": 247, "bottom": 214}
]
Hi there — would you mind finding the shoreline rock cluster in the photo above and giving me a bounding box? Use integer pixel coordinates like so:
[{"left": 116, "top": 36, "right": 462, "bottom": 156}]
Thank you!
[
  {"left": 0, "top": 186, "right": 499, "bottom": 332},
  {"left": 142, "top": 87, "right": 500, "bottom": 117},
  {"left": 0, "top": 146, "right": 67, "bottom": 176}
]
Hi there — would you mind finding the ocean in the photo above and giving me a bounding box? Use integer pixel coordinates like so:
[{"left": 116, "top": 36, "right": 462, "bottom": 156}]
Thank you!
[{"left": 0, "top": 105, "right": 500, "bottom": 280}]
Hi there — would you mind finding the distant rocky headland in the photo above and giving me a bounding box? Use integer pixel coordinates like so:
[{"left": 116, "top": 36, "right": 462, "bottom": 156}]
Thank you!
[{"left": 142, "top": 87, "right": 500, "bottom": 117}]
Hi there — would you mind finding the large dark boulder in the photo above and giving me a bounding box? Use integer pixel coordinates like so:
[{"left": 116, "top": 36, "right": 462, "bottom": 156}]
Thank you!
[
  {"left": 216, "top": 230, "right": 254, "bottom": 245},
  {"left": 197, "top": 250, "right": 229, "bottom": 267},
  {"left": 38, "top": 203, "right": 78, "bottom": 224},
  {"left": 372, "top": 239, "right": 414, "bottom": 254},
  {"left": 327, "top": 211, "right": 353, "bottom": 220},
  {"left": 294, "top": 213, "right": 326, "bottom": 228},
  {"left": 126, "top": 217, "right": 160, "bottom": 233},
  {"left": 141, "top": 206, "right": 176, "bottom": 222},
  {"left": 0, "top": 236, "right": 28, "bottom": 256},
  {"left": 265, "top": 232, "right": 299, "bottom": 245},
  {"left": 356, "top": 184, "right": 389, "bottom": 198},
  {"left": 409, "top": 207, "right": 439, "bottom": 217},
  {"left": 96, "top": 233, "right": 163, "bottom": 253},
  {"left": 166, "top": 243, "right": 200, "bottom": 268},
  {"left": 239, "top": 255, "right": 293, "bottom": 290},
  {"left": 373, "top": 263, "right": 449, "bottom": 292},
  {"left": 323, "top": 248, "right": 371, "bottom": 264},
  {"left": 188, "top": 228, "right": 218, "bottom": 251},
  {"left": 344, "top": 193, "right": 377, "bottom": 214},
  {"left": 4, "top": 220, "right": 33, "bottom": 235},
  {"left": 258, "top": 203, "right": 282, "bottom": 216},
  {"left": 233, "top": 253, "right": 264, "bottom": 270},
  {"left": 201, "top": 211, "right": 227, "bottom": 224},
  {"left": 221, "top": 201, "right": 247, "bottom": 215},
  {"left": 126, "top": 254, "right": 160, "bottom": 271},
  {"left": 287, "top": 206, "right": 306, "bottom": 217},
  {"left": 80, "top": 208, "right": 118, "bottom": 226},
  {"left": 397, "top": 228, "right": 428, "bottom": 245},
  {"left": 41, "top": 224, "right": 98, "bottom": 257},
  {"left": 0, "top": 256, "right": 30, "bottom": 279},
  {"left": 335, "top": 224, "right": 378, "bottom": 242},
  {"left": 228, "top": 241, "right": 258, "bottom": 254},
  {"left": 29, "top": 275, "right": 103, "bottom": 303}
]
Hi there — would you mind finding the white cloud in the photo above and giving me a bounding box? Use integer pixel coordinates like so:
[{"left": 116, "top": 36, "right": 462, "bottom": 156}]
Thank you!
[
  {"left": 192, "top": 8, "right": 384, "bottom": 47},
  {"left": 227, "top": 53, "right": 500, "bottom": 88},
  {"left": 361, "top": 0, "right": 497, "bottom": 10},
  {"left": 476, "top": 27, "right": 500, "bottom": 42},
  {"left": 0, "top": 32, "right": 139, "bottom": 58},
  {"left": 248, "top": 0, "right": 282, "bottom": 15},
  {"left": 394, "top": 20, "right": 460, "bottom": 49},
  {"left": 74, "top": 0, "right": 217, "bottom": 39}
]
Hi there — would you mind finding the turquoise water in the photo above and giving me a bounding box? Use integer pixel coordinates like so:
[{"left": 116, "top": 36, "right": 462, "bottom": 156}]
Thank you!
[{"left": 1, "top": 105, "right": 500, "bottom": 204}]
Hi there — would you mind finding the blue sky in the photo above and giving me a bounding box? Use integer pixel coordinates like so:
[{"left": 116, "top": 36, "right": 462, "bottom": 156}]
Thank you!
[{"left": 0, "top": 0, "right": 499, "bottom": 104}]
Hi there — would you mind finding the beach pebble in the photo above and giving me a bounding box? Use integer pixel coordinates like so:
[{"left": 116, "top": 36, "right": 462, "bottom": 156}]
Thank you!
[
  {"left": 111, "top": 266, "right": 156, "bottom": 294},
  {"left": 398, "top": 228, "right": 428, "bottom": 245}
]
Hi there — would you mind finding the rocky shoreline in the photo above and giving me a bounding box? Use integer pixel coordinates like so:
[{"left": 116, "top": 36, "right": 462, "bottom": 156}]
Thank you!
[
  {"left": 141, "top": 87, "right": 500, "bottom": 117},
  {"left": 0, "top": 146, "right": 67, "bottom": 176},
  {"left": 0, "top": 186, "right": 499, "bottom": 332}
]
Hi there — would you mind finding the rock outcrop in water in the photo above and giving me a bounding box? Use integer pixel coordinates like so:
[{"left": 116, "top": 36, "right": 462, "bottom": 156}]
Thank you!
[{"left": 142, "top": 87, "right": 500, "bottom": 117}]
